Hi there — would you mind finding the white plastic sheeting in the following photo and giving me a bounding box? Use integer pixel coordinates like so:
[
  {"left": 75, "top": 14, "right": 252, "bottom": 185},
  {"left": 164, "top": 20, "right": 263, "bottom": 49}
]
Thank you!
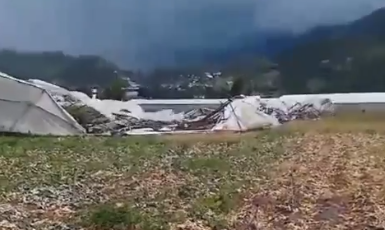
[
  {"left": 132, "top": 99, "right": 227, "bottom": 105},
  {"left": 67, "top": 91, "right": 91, "bottom": 102},
  {"left": 0, "top": 73, "right": 85, "bottom": 135},
  {"left": 212, "top": 96, "right": 280, "bottom": 131},
  {"left": 28, "top": 79, "right": 71, "bottom": 95},
  {"left": 83, "top": 99, "right": 144, "bottom": 119},
  {"left": 30, "top": 79, "right": 188, "bottom": 123},
  {"left": 141, "top": 109, "right": 185, "bottom": 122},
  {"left": 76, "top": 98, "right": 184, "bottom": 122},
  {"left": 280, "top": 93, "right": 385, "bottom": 104},
  {"left": 28, "top": 79, "right": 89, "bottom": 106},
  {"left": 260, "top": 98, "right": 289, "bottom": 113}
]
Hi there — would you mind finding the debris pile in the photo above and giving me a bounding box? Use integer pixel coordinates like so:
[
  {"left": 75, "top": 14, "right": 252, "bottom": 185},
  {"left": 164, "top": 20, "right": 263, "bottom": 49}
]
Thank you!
[
  {"left": 183, "top": 107, "right": 217, "bottom": 121},
  {"left": 64, "top": 103, "right": 203, "bottom": 135},
  {"left": 258, "top": 98, "right": 334, "bottom": 123},
  {"left": 61, "top": 96, "right": 333, "bottom": 135},
  {"left": 287, "top": 98, "right": 334, "bottom": 120},
  {"left": 27, "top": 79, "right": 334, "bottom": 135}
]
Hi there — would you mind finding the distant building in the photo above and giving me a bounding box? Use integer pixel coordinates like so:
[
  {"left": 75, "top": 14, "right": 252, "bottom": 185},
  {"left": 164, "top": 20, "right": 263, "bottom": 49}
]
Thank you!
[
  {"left": 120, "top": 76, "right": 141, "bottom": 100},
  {"left": 123, "top": 86, "right": 139, "bottom": 100},
  {"left": 91, "top": 88, "right": 98, "bottom": 99}
]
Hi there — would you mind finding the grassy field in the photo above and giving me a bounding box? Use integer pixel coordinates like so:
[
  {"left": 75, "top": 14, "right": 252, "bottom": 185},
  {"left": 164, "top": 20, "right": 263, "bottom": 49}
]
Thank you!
[{"left": 1, "top": 115, "right": 385, "bottom": 229}]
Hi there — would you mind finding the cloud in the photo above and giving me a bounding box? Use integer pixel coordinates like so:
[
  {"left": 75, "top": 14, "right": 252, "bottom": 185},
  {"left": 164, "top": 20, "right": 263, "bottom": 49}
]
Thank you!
[
  {"left": 254, "top": 0, "right": 385, "bottom": 32},
  {"left": 0, "top": 0, "right": 383, "bottom": 68}
]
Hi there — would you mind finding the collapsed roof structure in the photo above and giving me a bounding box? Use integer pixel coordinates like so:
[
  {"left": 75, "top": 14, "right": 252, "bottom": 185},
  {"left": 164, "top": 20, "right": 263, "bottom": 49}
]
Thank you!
[
  {"left": 0, "top": 72, "right": 337, "bottom": 136},
  {"left": 0, "top": 72, "right": 85, "bottom": 135}
]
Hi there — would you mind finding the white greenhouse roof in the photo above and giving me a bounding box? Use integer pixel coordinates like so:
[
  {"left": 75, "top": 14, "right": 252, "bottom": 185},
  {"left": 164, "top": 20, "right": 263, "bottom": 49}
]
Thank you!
[
  {"left": 133, "top": 99, "right": 227, "bottom": 105},
  {"left": 280, "top": 93, "right": 385, "bottom": 104}
]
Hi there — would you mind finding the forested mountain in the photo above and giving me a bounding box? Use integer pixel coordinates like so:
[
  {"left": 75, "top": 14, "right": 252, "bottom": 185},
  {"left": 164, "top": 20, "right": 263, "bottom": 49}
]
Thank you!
[
  {"left": 276, "top": 7, "right": 385, "bottom": 93},
  {"left": 0, "top": 7, "right": 385, "bottom": 98},
  {"left": 0, "top": 50, "right": 121, "bottom": 88}
]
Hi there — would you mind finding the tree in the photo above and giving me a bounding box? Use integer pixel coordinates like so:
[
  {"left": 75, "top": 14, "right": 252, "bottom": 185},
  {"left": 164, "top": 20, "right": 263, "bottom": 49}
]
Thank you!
[
  {"left": 102, "top": 78, "right": 128, "bottom": 100},
  {"left": 306, "top": 77, "right": 326, "bottom": 93},
  {"left": 230, "top": 77, "right": 245, "bottom": 97}
]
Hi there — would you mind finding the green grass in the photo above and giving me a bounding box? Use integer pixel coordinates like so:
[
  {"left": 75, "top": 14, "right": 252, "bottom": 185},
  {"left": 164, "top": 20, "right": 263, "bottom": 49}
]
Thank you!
[
  {"left": 3, "top": 114, "right": 385, "bottom": 229},
  {"left": 0, "top": 131, "right": 289, "bottom": 229}
]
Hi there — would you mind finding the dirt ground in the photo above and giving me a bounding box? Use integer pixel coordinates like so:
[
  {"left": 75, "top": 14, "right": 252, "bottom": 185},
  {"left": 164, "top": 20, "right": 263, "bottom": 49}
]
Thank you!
[{"left": 0, "top": 115, "right": 385, "bottom": 229}]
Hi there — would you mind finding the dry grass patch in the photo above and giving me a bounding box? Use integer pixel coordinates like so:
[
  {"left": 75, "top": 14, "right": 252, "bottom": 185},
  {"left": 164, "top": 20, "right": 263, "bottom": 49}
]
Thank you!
[
  {"left": 233, "top": 132, "right": 385, "bottom": 229},
  {"left": 285, "top": 113, "right": 385, "bottom": 133},
  {"left": 1, "top": 115, "right": 385, "bottom": 229},
  {"left": 0, "top": 131, "right": 288, "bottom": 230}
]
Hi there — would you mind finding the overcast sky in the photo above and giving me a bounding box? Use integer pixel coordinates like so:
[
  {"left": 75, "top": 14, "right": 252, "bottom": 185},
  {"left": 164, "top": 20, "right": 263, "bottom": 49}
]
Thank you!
[{"left": 0, "top": 0, "right": 383, "bottom": 68}]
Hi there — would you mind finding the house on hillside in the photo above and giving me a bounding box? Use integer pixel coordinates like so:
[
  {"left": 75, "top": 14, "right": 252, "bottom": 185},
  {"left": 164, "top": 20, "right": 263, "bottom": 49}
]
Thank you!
[{"left": 120, "top": 76, "right": 142, "bottom": 100}]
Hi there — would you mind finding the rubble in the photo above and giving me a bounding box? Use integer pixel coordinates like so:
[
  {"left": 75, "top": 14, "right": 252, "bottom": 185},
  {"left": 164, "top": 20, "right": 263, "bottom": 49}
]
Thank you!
[
  {"left": 61, "top": 96, "right": 333, "bottom": 135},
  {"left": 26, "top": 79, "right": 334, "bottom": 136}
]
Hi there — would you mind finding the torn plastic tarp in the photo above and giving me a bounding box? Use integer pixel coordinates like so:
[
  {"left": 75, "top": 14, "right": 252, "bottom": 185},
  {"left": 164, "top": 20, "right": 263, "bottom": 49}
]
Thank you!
[{"left": 212, "top": 96, "right": 280, "bottom": 132}]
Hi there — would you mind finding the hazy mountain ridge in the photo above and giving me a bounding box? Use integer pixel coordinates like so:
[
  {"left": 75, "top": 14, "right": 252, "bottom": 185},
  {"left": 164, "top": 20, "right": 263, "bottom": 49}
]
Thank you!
[
  {"left": 0, "top": 7, "right": 384, "bottom": 97},
  {"left": 276, "top": 7, "right": 385, "bottom": 94}
]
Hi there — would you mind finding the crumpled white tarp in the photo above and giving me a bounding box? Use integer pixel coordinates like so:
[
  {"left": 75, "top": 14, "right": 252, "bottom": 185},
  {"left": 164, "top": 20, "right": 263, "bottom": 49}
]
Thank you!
[
  {"left": 28, "top": 79, "right": 90, "bottom": 106},
  {"left": 84, "top": 99, "right": 185, "bottom": 122},
  {"left": 29, "top": 79, "right": 186, "bottom": 122},
  {"left": 28, "top": 79, "right": 336, "bottom": 134},
  {"left": 261, "top": 98, "right": 289, "bottom": 113},
  {"left": 212, "top": 96, "right": 280, "bottom": 131},
  {"left": 28, "top": 79, "right": 70, "bottom": 95},
  {"left": 141, "top": 109, "right": 185, "bottom": 122},
  {"left": 84, "top": 99, "right": 144, "bottom": 119},
  {"left": 67, "top": 91, "right": 91, "bottom": 103}
]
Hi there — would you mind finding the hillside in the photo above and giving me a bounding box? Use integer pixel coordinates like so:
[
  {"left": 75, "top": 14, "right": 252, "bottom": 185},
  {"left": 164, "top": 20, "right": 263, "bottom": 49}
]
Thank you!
[
  {"left": 0, "top": 49, "right": 282, "bottom": 98},
  {"left": 0, "top": 7, "right": 384, "bottom": 97},
  {"left": 0, "top": 50, "right": 121, "bottom": 88},
  {"left": 155, "top": 7, "right": 385, "bottom": 95},
  {"left": 276, "top": 7, "right": 385, "bottom": 94}
]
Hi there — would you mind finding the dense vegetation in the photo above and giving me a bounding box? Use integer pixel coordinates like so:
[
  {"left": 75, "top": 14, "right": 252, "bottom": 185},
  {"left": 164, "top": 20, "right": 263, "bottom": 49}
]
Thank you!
[
  {"left": 277, "top": 8, "right": 385, "bottom": 94},
  {"left": 0, "top": 8, "right": 385, "bottom": 98}
]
